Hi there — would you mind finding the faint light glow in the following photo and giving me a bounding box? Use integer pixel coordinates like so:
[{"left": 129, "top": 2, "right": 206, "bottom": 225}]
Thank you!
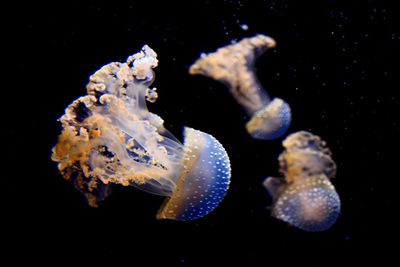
[{"left": 240, "top": 24, "right": 249, "bottom": 31}]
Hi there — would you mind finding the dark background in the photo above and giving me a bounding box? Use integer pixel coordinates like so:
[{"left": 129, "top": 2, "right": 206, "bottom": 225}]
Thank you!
[{"left": 6, "top": 0, "right": 398, "bottom": 265}]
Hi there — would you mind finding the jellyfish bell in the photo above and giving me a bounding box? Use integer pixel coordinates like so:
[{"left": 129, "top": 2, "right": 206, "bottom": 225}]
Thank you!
[
  {"left": 263, "top": 131, "right": 341, "bottom": 232},
  {"left": 189, "top": 34, "right": 291, "bottom": 140},
  {"left": 264, "top": 175, "right": 340, "bottom": 232},
  {"left": 157, "top": 127, "right": 231, "bottom": 220},
  {"left": 245, "top": 98, "right": 291, "bottom": 140},
  {"left": 52, "top": 45, "right": 231, "bottom": 221}
]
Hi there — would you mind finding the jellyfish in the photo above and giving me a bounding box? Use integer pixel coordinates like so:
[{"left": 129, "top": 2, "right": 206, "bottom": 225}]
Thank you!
[
  {"left": 189, "top": 34, "right": 291, "bottom": 140},
  {"left": 52, "top": 45, "right": 231, "bottom": 221},
  {"left": 263, "top": 131, "right": 340, "bottom": 232}
]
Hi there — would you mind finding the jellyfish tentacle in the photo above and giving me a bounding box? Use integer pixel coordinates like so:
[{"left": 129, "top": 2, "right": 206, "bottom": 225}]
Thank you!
[
  {"left": 190, "top": 34, "right": 274, "bottom": 114},
  {"left": 279, "top": 131, "right": 337, "bottom": 181}
]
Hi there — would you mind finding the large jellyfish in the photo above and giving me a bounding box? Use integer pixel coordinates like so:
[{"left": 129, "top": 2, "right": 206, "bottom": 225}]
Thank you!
[
  {"left": 263, "top": 131, "right": 340, "bottom": 232},
  {"left": 189, "top": 34, "right": 291, "bottom": 140},
  {"left": 52, "top": 45, "right": 231, "bottom": 221}
]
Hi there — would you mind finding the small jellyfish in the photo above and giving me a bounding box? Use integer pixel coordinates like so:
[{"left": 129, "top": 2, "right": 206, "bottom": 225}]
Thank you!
[
  {"left": 189, "top": 34, "right": 291, "bottom": 140},
  {"left": 263, "top": 131, "right": 340, "bottom": 232},
  {"left": 52, "top": 45, "right": 231, "bottom": 221}
]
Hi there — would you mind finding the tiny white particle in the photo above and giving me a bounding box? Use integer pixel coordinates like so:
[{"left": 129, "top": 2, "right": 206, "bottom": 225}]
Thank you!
[{"left": 240, "top": 24, "right": 249, "bottom": 31}]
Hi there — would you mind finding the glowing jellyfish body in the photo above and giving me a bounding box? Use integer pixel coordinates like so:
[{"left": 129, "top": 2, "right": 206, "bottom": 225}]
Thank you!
[
  {"left": 263, "top": 131, "right": 340, "bottom": 232},
  {"left": 52, "top": 45, "right": 231, "bottom": 221},
  {"left": 189, "top": 34, "right": 291, "bottom": 140}
]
